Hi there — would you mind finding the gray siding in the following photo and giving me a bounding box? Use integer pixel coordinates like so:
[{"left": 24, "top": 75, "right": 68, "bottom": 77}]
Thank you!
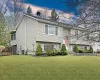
[
  {"left": 11, "top": 15, "right": 98, "bottom": 54},
  {"left": 12, "top": 15, "right": 66, "bottom": 54}
]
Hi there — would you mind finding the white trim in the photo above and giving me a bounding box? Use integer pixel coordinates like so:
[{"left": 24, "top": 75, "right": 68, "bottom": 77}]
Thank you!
[{"left": 44, "top": 24, "right": 58, "bottom": 36}]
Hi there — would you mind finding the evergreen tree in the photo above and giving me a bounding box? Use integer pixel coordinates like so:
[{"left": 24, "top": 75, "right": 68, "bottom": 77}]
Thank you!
[
  {"left": 73, "top": 44, "right": 79, "bottom": 53},
  {"left": 89, "top": 46, "right": 93, "bottom": 53},
  {"left": 60, "top": 44, "right": 67, "bottom": 55},
  {"left": 36, "top": 44, "right": 42, "bottom": 55},
  {"left": 27, "top": 6, "right": 33, "bottom": 16}
]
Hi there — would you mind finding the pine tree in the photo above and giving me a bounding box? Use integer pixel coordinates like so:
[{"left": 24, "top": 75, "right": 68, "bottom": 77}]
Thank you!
[
  {"left": 60, "top": 44, "right": 67, "bottom": 55},
  {"left": 27, "top": 6, "right": 33, "bottom": 16},
  {"left": 89, "top": 46, "right": 93, "bottom": 53},
  {"left": 73, "top": 44, "right": 79, "bottom": 53},
  {"left": 36, "top": 44, "right": 42, "bottom": 55}
]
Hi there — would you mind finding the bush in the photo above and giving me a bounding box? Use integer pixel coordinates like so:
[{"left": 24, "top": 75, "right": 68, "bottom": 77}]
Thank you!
[
  {"left": 46, "top": 49, "right": 53, "bottom": 56},
  {"left": 2, "top": 47, "right": 11, "bottom": 52},
  {"left": 97, "top": 51, "right": 100, "bottom": 54},
  {"left": 60, "top": 44, "right": 68, "bottom": 55},
  {"left": 46, "top": 49, "right": 61, "bottom": 56},
  {"left": 79, "top": 49, "right": 84, "bottom": 53},
  {"left": 36, "top": 44, "right": 42, "bottom": 56},
  {"left": 1, "top": 52, "right": 11, "bottom": 56},
  {"left": 89, "top": 46, "right": 93, "bottom": 53},
  {"left": 73, "top": 44, "right": 79, "bottom": 53},
  {"left": 53, "top": 49, "right": 60, "bottom": 56}
]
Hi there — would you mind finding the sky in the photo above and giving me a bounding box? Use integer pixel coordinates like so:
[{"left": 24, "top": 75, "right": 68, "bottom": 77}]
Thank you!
[
  {"left": 25, "top": 0, "right": 78, "bottom": 14},
  {"left": 0, "top": 0, "right": 84, "bottom": 24},
  {"left": 0, "top": 0, "right": 86, "bottom": 15}
]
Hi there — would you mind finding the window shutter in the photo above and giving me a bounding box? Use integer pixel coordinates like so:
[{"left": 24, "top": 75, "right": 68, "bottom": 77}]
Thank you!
[
  {"left": 56, "top": 27, "right": 58, "bottom": 35},
  {"left": 45, "top": 25, "right": 48, "bottom": 34}
]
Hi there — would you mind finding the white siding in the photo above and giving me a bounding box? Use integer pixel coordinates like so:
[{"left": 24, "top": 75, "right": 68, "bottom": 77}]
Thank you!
[
  {"left": 14, "top": 15, "right": 65, "bottom": 54},
  {"left": 36, "top": 22, "right": 63, "bottom": 43},
  {"left": 16, "top": 16, "right": 26, "bottom": 54},
  {"left": 11, "top": 15, "right": 98, "bottom": 54}
]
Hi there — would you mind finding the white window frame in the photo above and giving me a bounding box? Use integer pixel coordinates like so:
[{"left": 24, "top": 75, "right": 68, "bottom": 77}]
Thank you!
[
  {"left": 11, "top": 33, "right": 16, "bottom": 40},
  {"left": 45, "top": 24, "right": 58, "bottom": 36}
]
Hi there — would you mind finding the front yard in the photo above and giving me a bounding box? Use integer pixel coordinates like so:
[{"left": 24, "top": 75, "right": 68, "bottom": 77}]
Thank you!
[{"left": 0, "top": 55, "right": 100, "bottom": 80}]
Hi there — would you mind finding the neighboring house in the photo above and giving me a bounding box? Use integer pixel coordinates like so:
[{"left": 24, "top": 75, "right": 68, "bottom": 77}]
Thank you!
[{"left": 10, "top": 14, "right": 94, "bottom": 55}]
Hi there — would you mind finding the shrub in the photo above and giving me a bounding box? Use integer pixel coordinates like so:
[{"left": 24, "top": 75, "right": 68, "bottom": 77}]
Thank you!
[
  {"left": 46, "top": 49, "right": 53, "bottom": 56},
  {"left": 73, "top": 44, "right": 79, "bottom": 53},
  {"left": 53, "top": 49, "right": 60, "bottom": 56},
  {"left": 85, "top": 50, "right": 90, "bottom": 53},
  {"left": 60, "top": 44, "right": 68, "bottom": 55},
  {"left": 89, "top": 46, "right": 93, "bottom": 53},
  {"left": 45, "top": 46, "right": 51, "bottom": 56},
  {"left": 1, "top": 47, "right": 12, "bottom": 56},
  {"left": 0, "top": 46, "right": 5, "bottom": 53},
  {"left": 79, "top": 49, "right": 84, "bottom": 53},
  {"left": 45, "top": 47, "right": 57, "bottom": 56},
  {"left": 36, "top": 44, "right": 42, "bottom": 56},
  {"left": 1, "top": 52, "right": 11, "bottom": 56},
  {"left": 97, "top": 51, "right": 100, "bottom": 54}
]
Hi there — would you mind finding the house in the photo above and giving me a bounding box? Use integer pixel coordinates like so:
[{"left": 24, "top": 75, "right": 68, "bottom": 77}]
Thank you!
[{"left": 10, "top": 14, "right": 94, "bottom": 55}]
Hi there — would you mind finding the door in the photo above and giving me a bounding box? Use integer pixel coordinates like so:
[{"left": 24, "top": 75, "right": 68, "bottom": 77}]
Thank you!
[{"left": 12, "top": 45, "right": 17, "bottom": 55}]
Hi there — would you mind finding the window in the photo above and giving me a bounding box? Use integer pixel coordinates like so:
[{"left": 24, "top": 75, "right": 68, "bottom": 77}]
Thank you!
[
  {"left": 11, "top": 32, "right": 16, "bottom": 40},
  {"left": 37, "top": 42, "right": 61, "bottom": 52},
  {"left": 44, "top": 44, "right": 54, "bottom": 51},
  {"left": 45, "top": 24, "right": 58, "bottom": 35}
]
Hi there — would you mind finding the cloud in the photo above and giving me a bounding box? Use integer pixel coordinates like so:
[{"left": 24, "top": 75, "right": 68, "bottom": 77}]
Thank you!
[
  {"left": 24, "top": 3, "right": 75, "bottom": 24},
  {"left": 2, "top": 1, "right": 75, "bottom": 24}
]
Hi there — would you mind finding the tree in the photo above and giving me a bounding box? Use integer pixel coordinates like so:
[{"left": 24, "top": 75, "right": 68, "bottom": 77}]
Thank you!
[
  {"left": 27, "top": 6, "right": 33, "bottom": 16},
  {"left": 89, "top": 46, "right": 93, "bottom": 53},
  {"left": 61, "top": 44, "right": 67, "bottom": 55},
  {"left": 36, "top": 44, "right": 42, "bottom": 55},
  {"left": 51, "top": 9, "right": 59, "bottom": 21},
  {"left": 59, "top": 0, "right": 100, "bottom": 44},
  {"left": 0, "top": 12, "right": 6, "bottom": 45},
  {"left": 0, "top": 0, "right": 25, "bottom": 47},
  {"left": 2, "top": 0, "right": 25, "bottom": 29},
  {"left": 74, "top": 0, "right": 100, "bottom": 43},
  {"left": 73, "top": 44, "right": 79, "bottom": 53}
]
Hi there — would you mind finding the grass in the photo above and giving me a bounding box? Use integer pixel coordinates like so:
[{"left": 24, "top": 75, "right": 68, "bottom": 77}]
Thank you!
[{"left": 0, "top": 55, "right": 100, "bottom": 80}]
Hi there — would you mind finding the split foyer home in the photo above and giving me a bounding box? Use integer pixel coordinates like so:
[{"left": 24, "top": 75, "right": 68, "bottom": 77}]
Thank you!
[{"left": 10, "top": 13, "right": 94, "bottom": 55}]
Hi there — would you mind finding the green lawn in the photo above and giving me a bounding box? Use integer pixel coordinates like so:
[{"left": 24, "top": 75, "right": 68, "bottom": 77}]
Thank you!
[{"left": 0, "top": 55, "right": 100, "bottom": 80}]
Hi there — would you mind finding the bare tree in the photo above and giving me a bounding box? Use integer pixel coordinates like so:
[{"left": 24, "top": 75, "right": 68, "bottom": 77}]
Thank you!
[
  {"left": 5, "top": 0, "right": 25, "bottom": 30},
  {"left": 0, "top": 0, "right": 25, "bottom": 46},
  {"left": 59, "top": 0, "right": 100, "bottom": 43},
  {"left": 74, "top": 0, "right": 100, "bottom": 43}
]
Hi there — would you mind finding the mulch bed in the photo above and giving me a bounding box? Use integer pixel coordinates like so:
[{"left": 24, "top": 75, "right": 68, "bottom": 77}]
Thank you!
[{"left": 0, "top": 52, "right": 12, "bottom": 56}]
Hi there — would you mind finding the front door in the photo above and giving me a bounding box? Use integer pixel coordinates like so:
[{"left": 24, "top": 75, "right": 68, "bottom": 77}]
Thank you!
[{"left": 12, "top": 45, "right": 17, "bottom": 55}]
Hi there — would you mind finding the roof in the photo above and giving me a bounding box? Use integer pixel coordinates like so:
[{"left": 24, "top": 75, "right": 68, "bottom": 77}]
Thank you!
[
  {"left": 23, "top": 14, "right": 73, "bottom": 29},
  {"left": 23, "top": 14, "right": 89, "bottom": 31},
  {"left": 14, "top": 14, "right": 87, "bottom": 31}
]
